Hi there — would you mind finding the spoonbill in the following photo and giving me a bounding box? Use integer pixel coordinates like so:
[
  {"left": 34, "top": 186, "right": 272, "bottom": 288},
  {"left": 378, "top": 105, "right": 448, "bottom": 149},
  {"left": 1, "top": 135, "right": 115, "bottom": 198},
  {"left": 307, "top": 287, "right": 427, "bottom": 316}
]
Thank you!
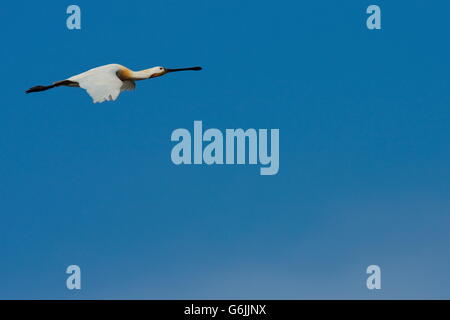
[{"left": 25, "top": 64, "right": 202, "bottom": 103}]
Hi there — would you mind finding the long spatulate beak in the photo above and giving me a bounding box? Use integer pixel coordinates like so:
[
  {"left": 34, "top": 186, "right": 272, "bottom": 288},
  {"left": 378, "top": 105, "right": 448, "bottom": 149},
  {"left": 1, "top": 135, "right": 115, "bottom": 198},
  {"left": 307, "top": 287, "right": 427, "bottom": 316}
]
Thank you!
[{"left": 165, "top": 66, "right": 202, "bottom": 73}]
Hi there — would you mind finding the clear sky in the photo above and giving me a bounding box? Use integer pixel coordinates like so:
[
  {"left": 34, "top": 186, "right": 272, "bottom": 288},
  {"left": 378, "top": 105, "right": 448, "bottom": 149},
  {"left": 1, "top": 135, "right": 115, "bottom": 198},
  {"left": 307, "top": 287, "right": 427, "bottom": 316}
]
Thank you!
[{"left": 0, "top": 0, "right": 449, "bottom": 299}]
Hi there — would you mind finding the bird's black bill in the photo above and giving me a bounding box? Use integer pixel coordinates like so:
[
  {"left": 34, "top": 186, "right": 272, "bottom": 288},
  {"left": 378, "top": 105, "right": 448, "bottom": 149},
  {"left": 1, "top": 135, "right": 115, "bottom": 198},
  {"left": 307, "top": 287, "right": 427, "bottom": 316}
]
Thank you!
[{"left": 165, "top": 66, "right": 202, "bottom": 73}]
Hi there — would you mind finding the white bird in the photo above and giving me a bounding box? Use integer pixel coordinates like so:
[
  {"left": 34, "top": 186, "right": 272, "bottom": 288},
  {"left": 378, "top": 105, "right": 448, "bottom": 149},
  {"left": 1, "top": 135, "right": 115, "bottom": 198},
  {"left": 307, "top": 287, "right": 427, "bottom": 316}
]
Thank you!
[{"left": 26, "top": 64, "right": 202, "bottom": 103}]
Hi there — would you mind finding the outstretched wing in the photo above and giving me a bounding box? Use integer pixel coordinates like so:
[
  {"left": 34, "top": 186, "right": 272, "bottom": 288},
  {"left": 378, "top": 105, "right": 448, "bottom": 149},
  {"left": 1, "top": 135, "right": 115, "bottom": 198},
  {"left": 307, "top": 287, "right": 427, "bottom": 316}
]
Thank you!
[
  {"left": 121, "top": 80, "right": 136, "bottom": 92},
  {"left": 69, "top": 65, "right": 125, "bottom": 103}
]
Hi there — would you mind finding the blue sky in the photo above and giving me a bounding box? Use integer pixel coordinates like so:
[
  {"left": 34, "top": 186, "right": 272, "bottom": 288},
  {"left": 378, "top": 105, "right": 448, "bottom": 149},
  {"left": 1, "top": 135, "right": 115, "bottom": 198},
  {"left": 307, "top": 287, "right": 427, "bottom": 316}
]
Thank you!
[{"left": 0, "top": 0, "right": 449, "bottom": 299}]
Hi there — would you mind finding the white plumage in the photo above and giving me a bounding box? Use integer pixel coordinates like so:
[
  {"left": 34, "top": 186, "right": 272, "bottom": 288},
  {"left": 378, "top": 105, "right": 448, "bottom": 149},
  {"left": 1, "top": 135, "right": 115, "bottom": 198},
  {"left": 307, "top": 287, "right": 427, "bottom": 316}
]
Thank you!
[
  {"left": 69, "top": 64, "right": 126, "bottom": 103},
  {"left": 26, "top": 63, "right": 202, "bottom": 103}
]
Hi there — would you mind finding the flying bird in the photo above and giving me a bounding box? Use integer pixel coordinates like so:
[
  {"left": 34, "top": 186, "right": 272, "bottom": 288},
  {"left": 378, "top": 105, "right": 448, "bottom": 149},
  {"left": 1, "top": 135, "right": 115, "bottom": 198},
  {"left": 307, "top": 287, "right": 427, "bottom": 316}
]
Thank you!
[{"left": 25, "top": 64, "right": 202, "bottom": 103}]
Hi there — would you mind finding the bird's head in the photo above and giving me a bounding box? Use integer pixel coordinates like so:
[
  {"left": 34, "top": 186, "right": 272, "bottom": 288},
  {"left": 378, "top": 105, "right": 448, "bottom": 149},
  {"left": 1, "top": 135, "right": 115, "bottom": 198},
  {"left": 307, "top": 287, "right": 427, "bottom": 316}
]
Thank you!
[
  {"left": 148, "top": 66, "right": 167, "bottom": 78},
  {"left": 148, "top": 66, "right": 202, "bottom": 78}
]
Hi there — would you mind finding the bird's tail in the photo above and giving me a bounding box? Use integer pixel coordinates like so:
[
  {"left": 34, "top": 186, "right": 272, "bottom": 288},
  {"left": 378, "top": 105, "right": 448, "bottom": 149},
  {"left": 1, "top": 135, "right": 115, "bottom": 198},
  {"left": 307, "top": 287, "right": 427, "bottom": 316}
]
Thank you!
[{"left": 25, "top": 80, "right": 78, "bottom": 94}]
